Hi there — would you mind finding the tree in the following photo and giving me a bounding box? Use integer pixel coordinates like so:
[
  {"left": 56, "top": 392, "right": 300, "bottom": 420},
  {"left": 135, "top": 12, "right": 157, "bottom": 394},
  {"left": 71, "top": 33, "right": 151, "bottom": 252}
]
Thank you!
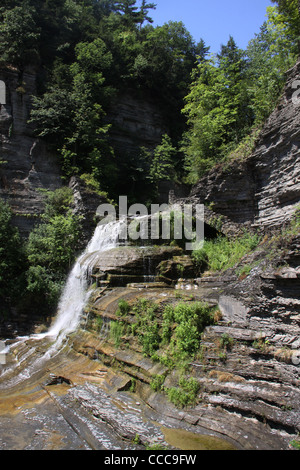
[
  {"left": 140, "top": 21, "right": 201, "bottom": 138},
  {"left": 29, "top": 87, "right": 75, "bottom": 145},
  {"left": 29, "top": 37, "right": 116, "bottom": 190},
  {"left": 150, "top": 134, "right": 177, "bottom": 183},
  {"left": 182, "top": 58, "right": 228, "bottom": 181},
  {"left": 0, "top": 2, "right": 40, "bottom": 70},
  {"left": 196, "top": 38, "right": 211, "bottom": 62},
  {"left": 246, "top": 13, "right": 297, "bottom": 123},
  {"left": 138, "top": 0, "right": 156, "bottom": 29},
  {"left": 115, "top": 0, "right": 140, "bottom": 27},
  {"left": 182, "top": 38, "right": 252, "bottom": 182},
  {"left": 271, "top": 0, "right": 300, "bottom": 52},
  {"left": 114, "top": 0, "right": 156, "bottom": 29},
  {"left": 217, "top": 36, "right": 252, "bottom": 142},
  {"left": 0, "top": 200, "right": 26, "bottom": 314},
  {"left": 25, "top": 188, "right": 81, "bottom": 310},
  {"left": 143, "top": 21, "right": 200, "bottom": 91}
]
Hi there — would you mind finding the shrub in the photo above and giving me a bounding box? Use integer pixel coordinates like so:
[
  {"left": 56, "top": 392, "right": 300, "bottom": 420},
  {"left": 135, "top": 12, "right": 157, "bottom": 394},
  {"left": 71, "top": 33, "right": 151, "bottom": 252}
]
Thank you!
[
  {"left": 150, "top": 374, "right": 166, "bottom": 392},
  {"left": 166, "top": 377, "right": 200, "bottom": 408},
  {"left": 26, "top": 265, "right": 65, "bottom": 307},
  {"left": 161, "top": 304, "right": 175, "bottom": 344},
  {"left": 140, "top": 322, "right": 161, "bottom": 356},
  {"left": 162, "top": 301, "right": 214, "bottom": 361}
]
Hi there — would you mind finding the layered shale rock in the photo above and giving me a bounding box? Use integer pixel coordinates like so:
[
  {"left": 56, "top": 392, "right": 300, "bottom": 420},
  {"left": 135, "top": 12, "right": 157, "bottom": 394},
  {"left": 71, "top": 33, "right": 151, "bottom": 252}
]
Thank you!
[
  {"left": 86, "top": 245, "right": 184, "bottom": 286},
  {"left": 188, "top": 59, "right": 300, "bottom": 231},
  {"left": 0, "top": 67, "right": 62, "bottom": 237},
  {"left": 108, "top": 91, "right": 166, "bottom": 157}
]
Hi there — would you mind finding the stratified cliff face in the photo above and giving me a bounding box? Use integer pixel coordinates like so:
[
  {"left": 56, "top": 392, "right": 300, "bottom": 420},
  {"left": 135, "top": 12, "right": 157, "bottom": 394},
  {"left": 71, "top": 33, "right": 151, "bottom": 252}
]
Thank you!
[
  {"left": 108, "top": 91, "right": 167, "bottom": 157},
  {"left": 190, "top": 59, "right": 300, "bottom": 231},
  {"left": 0, "top": 76, "right": 171, "bottom": 235},
  {"left": 0, "top": 67, "right": 62, "bottom": 237}
]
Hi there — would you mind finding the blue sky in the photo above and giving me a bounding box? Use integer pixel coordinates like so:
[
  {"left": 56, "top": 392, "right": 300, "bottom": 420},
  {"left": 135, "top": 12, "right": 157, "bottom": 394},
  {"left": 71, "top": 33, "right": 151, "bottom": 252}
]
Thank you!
[{"left": 149, "top": 0, "right": 273, "bottom": 53}]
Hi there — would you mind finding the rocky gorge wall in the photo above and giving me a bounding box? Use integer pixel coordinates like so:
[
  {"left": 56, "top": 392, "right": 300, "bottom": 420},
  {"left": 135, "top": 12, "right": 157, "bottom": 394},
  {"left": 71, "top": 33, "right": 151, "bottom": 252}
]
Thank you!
[
  {"left": 0, "top": 67, "right": 62, "bottom": 237},
  {"left": 65, "top": 60, "right": 300, "bottom": 450},
  {"left": 1, "top": 56, "right": 300, "bottom": 451},
  {"left": 188, "top": 59, "right": 300, "bottom": 232},
  {"left": 0, "top": 73, "right": 179, "bottom": 237},
  {"left": 108, "top": 91, "right": 167, "bottom": 157}
]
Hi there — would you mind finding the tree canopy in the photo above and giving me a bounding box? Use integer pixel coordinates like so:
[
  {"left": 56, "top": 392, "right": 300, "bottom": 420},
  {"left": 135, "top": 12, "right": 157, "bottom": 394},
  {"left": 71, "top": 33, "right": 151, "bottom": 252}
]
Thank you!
[{"left": 0, "top": 0, "right": 298, "bottom": 189}]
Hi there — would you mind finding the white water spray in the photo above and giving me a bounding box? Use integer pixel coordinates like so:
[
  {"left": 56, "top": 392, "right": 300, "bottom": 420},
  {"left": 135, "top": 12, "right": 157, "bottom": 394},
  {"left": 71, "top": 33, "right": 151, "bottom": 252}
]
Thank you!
[
  {"left": 43, "top": 219, "right": 126, "bottom": 349},
  {"left": 0, "top": 219, "right": 126, "bottom": 386}
]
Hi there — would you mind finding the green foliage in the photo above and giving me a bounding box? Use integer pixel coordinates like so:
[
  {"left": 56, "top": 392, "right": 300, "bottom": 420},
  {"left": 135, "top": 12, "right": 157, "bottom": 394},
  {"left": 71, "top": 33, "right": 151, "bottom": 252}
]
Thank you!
[
  {"left": 170, "top": 302, "right": 214, "bottom": 358},
  {"left": 1, "top": 1, "right": 299, "bottom": 321},
  {"left": 115, "top": 0, "right": 156, "bottom": 29},
  {"left": 25, "top": 188, "right": 81, "bottom": 311},
  {"left": 0, "top": 189, "right": 83, "bottom": 316},
  {"left": 289, "top": 439, "right": 300, "bottom": 450},
  {"left": 140, "top": 322, "right": 161, "bottom": 356},
  {"left": 115, "top": 297, "right": 214, "bottom": 365},
  {"left": 192, "top": 232, "right": 261, "bottom": 273},
  {"left": 219, "top": 333, "right": 235, "bottom": 351},
  {"left": 28, "top": 88, "right": 76, "bottom": 145},
  {"left": 79, "top": 173, "right": 109, "bottom": 199},
  {"left": 161, "top": 304, "right": 174, "bottom": 344},
  {"left": 150, "top": 134, "right": 177, "bottom": 184},
  {"left": 94, "top": 316, "right": 103, "bottom": 333},
  {"left": 1, "top": 1, "right": 299, "bottom": 196},
  {"left": 150, "top": 374, "right": 165, "bottom": 392},
  {"left": 0, "top": 200, "right": 26, "bottom": 314},
  {"left": 181, "top": 4, "right": 298, "bottom": 182},
  {"left": 0, "top": 2, "right": 40, "bottom": 69},
  {"left": 116, "top": 299, "right": 131, "bottom": 316},
  {"left": 24, "top": 3, "right": 203, "bottom": 199},
  {"left": 42, "top": 187, "right": 74, "bottom": 219},
  {"left": 246, "top": 6, "right": 298, "bottom": 124},
  {"left": 182, "top": 37, "right": 252, "bottom": 182},
  {"left": 129, "top": 298, "right": 161, "bottom": 355},
  {"left": 165, "top": 376, "right": 200, "bottom": 408},
  {"left": 271, "top": 0, "right": 300, "bottom": 52},
  {"left": 28, "top": 34, "right": 117, "bottom": 191},
  {"left": 110, "top": 321, "right": 124, "bottom": 348},
  {"left": 105, "top": 296, "right": 215, "bottom": 408},
  {"left": 26, "top": 265, "right": 64, "bottom": 306},
  {"left": 27, "top": 214, "right": 80, "bottom": 272}
]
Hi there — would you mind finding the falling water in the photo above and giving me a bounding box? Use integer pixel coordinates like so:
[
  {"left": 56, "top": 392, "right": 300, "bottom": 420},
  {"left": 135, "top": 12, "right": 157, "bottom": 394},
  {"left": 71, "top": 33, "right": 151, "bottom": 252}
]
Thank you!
[
  {"left": 43, "top": 218, "right": 126, "bottom": 349},
  {"left": 0, "top": 219, "right": 126, "bottom": 385}
]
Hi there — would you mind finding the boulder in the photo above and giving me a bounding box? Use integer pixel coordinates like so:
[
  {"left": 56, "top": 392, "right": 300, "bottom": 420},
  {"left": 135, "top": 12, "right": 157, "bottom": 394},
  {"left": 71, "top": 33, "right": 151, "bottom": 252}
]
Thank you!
[
  {"left": 88, "top": 245, "right": 183, "bottom": 286},
  {"left": 156, "top": 255, "right": 197, "bottom": 281}
]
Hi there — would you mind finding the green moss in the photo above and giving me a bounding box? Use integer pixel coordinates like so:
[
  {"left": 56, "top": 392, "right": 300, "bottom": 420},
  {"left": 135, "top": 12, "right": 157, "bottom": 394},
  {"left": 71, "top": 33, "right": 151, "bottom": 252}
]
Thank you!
[{"left": 109, "top": 321, "right": 124, "bottom": 348}]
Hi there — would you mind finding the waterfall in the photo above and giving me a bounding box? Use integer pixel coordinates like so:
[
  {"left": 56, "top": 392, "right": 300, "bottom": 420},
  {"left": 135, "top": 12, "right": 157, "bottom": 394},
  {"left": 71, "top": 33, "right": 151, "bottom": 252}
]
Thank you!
[
  {"left": 0, "top": 219, "right": 127, "bottom": 387},
  {"left": 39, "top": 218, "right": 126, "bottom": 349}
]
